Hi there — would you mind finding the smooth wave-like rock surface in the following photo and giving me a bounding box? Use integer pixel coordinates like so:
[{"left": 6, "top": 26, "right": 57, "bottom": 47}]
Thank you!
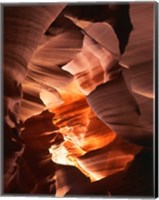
[
  {"left": 3, "top": 3, "right": 155, "bottom": 197},
  {"left": 3, "top": 5, "right": 66, "bottom": 192}
]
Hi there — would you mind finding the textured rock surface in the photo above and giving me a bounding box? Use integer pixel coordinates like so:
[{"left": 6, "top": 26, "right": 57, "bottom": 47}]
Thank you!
[
  {"left": 3, "top": 3, "right": 155, "bottom": 197},
  {"left": 3, "top": 5, "right": 66, "bottom": 193}
]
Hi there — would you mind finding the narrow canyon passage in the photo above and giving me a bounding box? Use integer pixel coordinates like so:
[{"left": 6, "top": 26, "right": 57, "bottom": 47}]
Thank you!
[{"left": 3, "top": 2, "right": 155, "bottom": 197}]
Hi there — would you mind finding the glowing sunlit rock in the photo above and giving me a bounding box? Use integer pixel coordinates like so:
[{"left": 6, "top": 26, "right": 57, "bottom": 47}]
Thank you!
[{"left": 62, "top": 22, "right": 121, "bottom": 95}]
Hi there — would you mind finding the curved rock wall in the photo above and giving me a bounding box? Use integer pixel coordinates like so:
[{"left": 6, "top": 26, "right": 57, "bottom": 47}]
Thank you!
[{"left": 3, "top": 3, "right": 154, "bottom": 197}]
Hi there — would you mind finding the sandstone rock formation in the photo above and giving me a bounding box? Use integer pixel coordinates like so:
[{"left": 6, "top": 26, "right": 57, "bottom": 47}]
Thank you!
[{"left": 3, "top": 3, "right": 155, "bottom": 197}]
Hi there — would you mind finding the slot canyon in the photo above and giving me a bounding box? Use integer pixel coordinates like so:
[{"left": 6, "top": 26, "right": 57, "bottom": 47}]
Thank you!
[{"left": 3, "top": 2, "right": 155, "bottom": 197}]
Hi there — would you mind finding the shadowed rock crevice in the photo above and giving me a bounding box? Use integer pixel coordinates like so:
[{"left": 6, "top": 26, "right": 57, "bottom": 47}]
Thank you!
[{"left": 3, "top": 3, "right": 155, "bottom": 197}]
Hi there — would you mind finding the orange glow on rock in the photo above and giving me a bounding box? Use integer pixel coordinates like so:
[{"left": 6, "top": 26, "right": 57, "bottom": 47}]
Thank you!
[{"left": 49, "top": 80, "right": 141, "bottom": 181}]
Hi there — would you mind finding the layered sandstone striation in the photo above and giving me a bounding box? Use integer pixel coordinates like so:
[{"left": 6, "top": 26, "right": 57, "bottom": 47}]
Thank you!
[{"left": 3, "top": 3, "right": 154, "bottom": 197}]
